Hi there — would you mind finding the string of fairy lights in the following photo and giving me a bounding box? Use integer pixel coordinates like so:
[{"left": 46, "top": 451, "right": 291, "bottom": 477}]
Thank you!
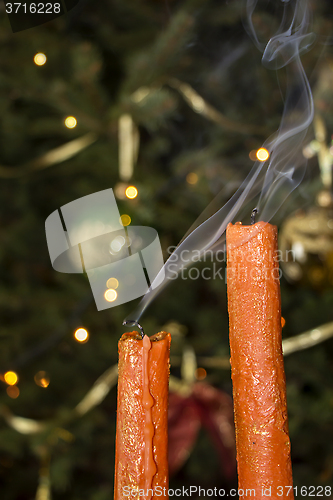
[
  {"left": 1, "top": 51, "right": 272, "bottom": 402},
  {"left": 1, "top": 55, "right": 142, "bottom": 401},
  {"left": 2, "top": 326, "right": 89, "bottom": 399}
]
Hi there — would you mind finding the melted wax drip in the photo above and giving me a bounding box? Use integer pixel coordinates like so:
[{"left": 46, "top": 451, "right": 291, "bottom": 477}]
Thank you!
[{"left": 142, "top": 335, "right": 156, "bottom": 500}]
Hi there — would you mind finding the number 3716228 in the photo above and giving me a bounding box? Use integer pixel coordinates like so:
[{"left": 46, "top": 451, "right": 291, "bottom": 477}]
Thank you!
[
  {"left": 5, "top": 3, "right": 61, "bottom": 14},
  {"left": 276, "top": 486, "right": 331, "bottom": 496}
]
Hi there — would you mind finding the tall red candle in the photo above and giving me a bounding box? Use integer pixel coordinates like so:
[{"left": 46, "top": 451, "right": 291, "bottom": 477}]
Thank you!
[{"left": 226, "top": 221, "right": 294, "bottom": 499}]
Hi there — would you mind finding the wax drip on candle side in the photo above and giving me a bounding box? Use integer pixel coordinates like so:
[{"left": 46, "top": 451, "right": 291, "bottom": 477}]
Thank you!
[{"left": 142, "top": 335, "right": 156, "bottom": 500}]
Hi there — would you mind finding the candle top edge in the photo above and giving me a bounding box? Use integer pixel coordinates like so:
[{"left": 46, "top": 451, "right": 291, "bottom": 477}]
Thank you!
[
  {"left": 120, "top": 331, "right": 171, "bottom": 342},
  {"left": 226, "top": 221, "right": 278, "bottom": 251},
  {"left": 227, "top": 221, "right": 276, "bottom": 230}
]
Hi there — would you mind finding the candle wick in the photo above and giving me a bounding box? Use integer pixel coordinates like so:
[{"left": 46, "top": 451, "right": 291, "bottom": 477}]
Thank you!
[
  {"left": 251, "top": 208, "right": 258, "bottom": 225},
  {"left": 122, "top": 319, "right": 145, "bottom": 339}
]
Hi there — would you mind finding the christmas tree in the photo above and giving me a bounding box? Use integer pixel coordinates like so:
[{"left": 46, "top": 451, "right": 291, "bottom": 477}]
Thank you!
[{"left": 0, "top": 0, "right": 333, "bottom": 498}]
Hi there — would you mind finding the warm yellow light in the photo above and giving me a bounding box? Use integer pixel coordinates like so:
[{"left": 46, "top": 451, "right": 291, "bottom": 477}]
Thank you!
[
  {"left": 106, "top": 277, "right": 119, "bottom": 289},
  {"left": 4, "top": 371, "right": 18, "bottom": 386},
  {"left": 34, "top": 53, "right": 47, "bottom": 66},
  {"left": 65, "top": 116, "right": 77, "bottom": 129},
  {"left": 7, "top": 386, "right": 20, "bottom": 399},
  {"left": 74, "top": 328, "right": 89, "bottom": 343},
  {"left": 104, "top": 289, "right": 117, "bottom": 302},
  {"left": 34, "top": 371, "right": 50, "bottom": 388},
  {"left": 186, "top": 172, "right": 198, "bottom": 185},
  {"left": 125, "top": 186, "right": 138, "bottom": 199},
  {"left": 120, "top": 214, "right": 131, "bottom": 227},
  {"left": 195, "top": 367, "right": 207, "bottom": 380},
  {"left": 256, "top": 148, "right": 270, "bottom": 162}
]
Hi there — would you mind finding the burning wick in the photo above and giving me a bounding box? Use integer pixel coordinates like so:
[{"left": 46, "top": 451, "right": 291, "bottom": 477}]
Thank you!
[
  {"left": 251, "top": 208, "right": 258, "bottom": 225},
  {"left": 123, "top": 319, "right": 145, "bottom": 339}
]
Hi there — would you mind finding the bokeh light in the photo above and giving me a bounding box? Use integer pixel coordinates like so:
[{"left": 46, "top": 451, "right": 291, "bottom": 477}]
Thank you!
[
  {"left": 249, "top": 150, "right": 258, "bottom": 161},
  {"left": 34, "top": 53, "right": 47, "bottom": 66},
  {"left": 106, "top": 277, "right": 119, "bottom": 289},
  {"left": 6, "top": 386, "right": 20, "bottom": 399},
  {"left": 120, "top": 214, "right": 131, "bottom": 226},
  {"left": 4, "top": 371, "right": 18, "bottom": 386},
  {"left": 110, "top": 236, "right": 125, "bottom": 253},
  {"left": 74, "top": 328, "right": 89, "bottom": 343},
  {"left": 125, "top": 186, "right": 138, "bottom": 199},
  {"left": 256, "top": 148, "right": 270, "bottom": 162},
  {"left": 34, "top": 371, "right": 50, "bottom": 388},
  {"left": 114, "top": 182, "right": 127, "bottom": 200},
  {"left": 104, "top": 289, "right": 118, "bottom": 302},
  {"left": 65, "top": 116, "right": 77, "bottom": 129},
  {"left": 186, "top": 172, "right": 198, "bottom": 185},
  {"left": 195, "top": 367, "right": 207, "bottom": 380},
  {"left": 317, "top": 190, "right": 332, "bottom": 208}
]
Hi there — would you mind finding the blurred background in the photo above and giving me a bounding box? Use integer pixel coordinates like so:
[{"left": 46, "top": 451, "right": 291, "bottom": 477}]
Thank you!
[{"left": 0, "top": 0, "right": 333, "bottom": 498}]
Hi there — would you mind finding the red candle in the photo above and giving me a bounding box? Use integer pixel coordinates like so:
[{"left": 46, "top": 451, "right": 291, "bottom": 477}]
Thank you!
[
  {"left": 226, "top": 221, "right": 294, "bottom": 499},
  {"left": 114, "top": 331, "right": 171, "bottom": 500}
]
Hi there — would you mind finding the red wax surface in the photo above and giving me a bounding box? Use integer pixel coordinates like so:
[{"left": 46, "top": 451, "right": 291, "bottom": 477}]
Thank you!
[
  {"left": 226, "top": 222, "right": 294, "bottom": 500},
  {"left": 114, "top": 331, "right": 171, "bottom": 500}
]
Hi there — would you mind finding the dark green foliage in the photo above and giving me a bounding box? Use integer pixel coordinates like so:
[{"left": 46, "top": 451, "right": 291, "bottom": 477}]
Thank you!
[{"left": 0, "top": 0, "right": 333, "bottom": 498}]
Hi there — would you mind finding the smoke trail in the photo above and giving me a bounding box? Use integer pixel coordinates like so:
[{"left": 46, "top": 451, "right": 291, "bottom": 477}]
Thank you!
[{"left": 124, "top": 0, "right": 315, "bottom": 324}]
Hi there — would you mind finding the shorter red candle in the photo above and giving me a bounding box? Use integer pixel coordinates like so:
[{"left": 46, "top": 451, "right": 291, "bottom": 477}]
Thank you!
[{"left": 114, "top": 331, "right": 171, "bottom": 500}]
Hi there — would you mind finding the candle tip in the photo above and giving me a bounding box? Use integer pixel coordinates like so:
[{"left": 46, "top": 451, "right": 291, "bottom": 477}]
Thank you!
[{"left": 122, "top": 319, "right": 145, "bottom": 339}]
